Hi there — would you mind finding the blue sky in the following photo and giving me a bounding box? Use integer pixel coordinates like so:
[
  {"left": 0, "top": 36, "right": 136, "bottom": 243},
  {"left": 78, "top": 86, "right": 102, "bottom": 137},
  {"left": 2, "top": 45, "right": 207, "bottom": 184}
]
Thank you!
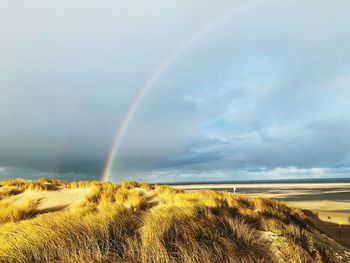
[{"left": 1, "top": 0, "right": 350, "bottom": 182}]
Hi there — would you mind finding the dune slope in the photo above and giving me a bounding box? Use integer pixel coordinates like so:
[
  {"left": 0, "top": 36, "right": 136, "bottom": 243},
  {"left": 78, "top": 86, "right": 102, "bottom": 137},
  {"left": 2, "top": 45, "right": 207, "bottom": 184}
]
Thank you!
[{"left": 0, "top": 179, "right": 349, "bottom": 263}]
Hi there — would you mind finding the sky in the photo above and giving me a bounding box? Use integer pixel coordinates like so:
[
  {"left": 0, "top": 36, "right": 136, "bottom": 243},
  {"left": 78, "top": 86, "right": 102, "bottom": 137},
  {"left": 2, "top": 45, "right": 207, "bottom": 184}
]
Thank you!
[{"left": 1, "top": 0, "right": 350, "bottom": 182}]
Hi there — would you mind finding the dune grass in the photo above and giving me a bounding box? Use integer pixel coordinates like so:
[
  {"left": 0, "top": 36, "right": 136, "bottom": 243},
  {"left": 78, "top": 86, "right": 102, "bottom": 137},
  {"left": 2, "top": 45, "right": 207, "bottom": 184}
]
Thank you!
[
  {"left": 0, "top": 198, "right": 38, "bottom": 224},
  {"left": 0, "top": 179, "right": 346, "bottom": 262},
  {"left": 0, "top": 187, "right": 23, "bottom": 200}
]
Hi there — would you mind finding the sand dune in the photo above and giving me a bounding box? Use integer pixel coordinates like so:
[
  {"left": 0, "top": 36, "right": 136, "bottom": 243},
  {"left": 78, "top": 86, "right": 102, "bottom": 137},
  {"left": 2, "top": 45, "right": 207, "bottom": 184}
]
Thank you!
[
  {"left": 174, "top": 182, "right": 350, "bottom": 248},
  {"left": 1, "top": 180, "right": 350, "bottom": 262},
  {"left": 4, "top": 181, "right": 350, "bottom": 251},
  {"left": 12, "top": 188, "right": 90, "bottom": 212},
  {"left": 9, "top": 182, "right": 350, "bottom": 227}
]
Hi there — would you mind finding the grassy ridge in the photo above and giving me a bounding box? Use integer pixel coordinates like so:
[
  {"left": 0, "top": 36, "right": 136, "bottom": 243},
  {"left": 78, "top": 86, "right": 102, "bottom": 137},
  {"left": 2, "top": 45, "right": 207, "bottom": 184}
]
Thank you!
[{"left": 0, "top": 179, "right": 348, "bottom": 262}]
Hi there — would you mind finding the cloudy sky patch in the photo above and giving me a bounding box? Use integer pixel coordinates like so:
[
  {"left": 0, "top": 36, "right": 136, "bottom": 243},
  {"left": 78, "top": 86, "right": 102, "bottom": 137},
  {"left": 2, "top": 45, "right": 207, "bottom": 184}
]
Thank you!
[{"left": 1, "top": 0, "right": 350, "bottom": 182}]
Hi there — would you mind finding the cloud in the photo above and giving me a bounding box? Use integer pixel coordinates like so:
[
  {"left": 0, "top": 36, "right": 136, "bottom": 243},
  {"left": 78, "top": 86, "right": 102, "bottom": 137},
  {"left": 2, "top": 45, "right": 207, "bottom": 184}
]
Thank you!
[
  {"left": 1, "top": 0, "right": 350, "bottom": 182},
  {"left": 125, "top": 166, "right": 350, "bottom": 183},
  {"left": 0, "top": 166, "right": 95, "bottom": 181}
]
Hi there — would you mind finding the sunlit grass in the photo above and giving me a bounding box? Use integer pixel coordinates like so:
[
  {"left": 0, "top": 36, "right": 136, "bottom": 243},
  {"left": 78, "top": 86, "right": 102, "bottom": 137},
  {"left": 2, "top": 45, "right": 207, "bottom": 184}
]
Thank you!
[
  {"left": 0, "top": 179, "right": 343, "bottom": 262},
  {"left": 0, "top": 198, "right": 38, "bottom": 224},
  {"left": 0, "top": 187, "right": 23, "bottom": 200}
]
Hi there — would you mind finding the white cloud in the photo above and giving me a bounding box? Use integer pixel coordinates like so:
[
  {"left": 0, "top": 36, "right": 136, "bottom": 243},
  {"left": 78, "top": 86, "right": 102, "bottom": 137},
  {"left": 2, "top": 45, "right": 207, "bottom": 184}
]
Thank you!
[{"left": 127, "top": 166, "right": 350, "bottom": 183}]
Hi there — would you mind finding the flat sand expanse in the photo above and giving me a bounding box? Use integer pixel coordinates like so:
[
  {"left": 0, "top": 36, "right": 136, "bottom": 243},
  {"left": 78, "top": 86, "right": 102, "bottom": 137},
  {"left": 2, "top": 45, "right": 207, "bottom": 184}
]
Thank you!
[{"left": 174, "top": 183, "right": 350, "bottom": 247}]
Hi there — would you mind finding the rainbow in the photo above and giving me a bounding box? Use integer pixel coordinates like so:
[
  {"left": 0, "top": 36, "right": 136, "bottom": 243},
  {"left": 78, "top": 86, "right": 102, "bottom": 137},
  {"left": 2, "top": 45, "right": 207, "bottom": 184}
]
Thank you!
[{"left": 101, "top": 0, "right": 263, "bottom": 182}]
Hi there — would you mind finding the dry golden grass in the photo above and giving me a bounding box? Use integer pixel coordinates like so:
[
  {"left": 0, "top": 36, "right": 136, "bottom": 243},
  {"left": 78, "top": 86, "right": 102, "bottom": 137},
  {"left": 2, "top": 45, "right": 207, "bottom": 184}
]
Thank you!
[
  {"left": 0, "top": 198, "right": 38, "bottom": 224},
  {"left": 0, "top": 179, "right": 348, "bottom": 263},
  {"left": 0, "top": 187, "right": 23, "bottom": 200}
]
